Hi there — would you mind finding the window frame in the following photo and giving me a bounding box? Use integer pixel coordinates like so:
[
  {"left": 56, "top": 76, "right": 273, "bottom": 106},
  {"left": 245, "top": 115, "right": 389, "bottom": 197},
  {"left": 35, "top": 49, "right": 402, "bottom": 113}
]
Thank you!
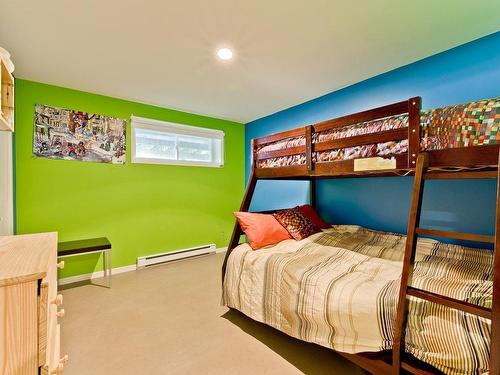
[{"left": 131, "top": 116, "right": 225, "bottom": 168}]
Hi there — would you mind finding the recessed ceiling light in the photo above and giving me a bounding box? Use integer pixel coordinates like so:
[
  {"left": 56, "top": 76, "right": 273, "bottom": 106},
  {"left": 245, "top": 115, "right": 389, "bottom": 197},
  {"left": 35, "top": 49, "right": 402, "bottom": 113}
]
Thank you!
[{"left": 217, "top": 47, "right": 233, "bottom": 61}]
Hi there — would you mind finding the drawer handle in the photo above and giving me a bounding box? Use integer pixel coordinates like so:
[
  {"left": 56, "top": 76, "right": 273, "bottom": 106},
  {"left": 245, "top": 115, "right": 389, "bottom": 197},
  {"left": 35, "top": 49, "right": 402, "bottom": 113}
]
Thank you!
[
  {"left": 56, "top": 309, "right": 65, "bottom": 318},
  {"left": 50, "top": 355, "right": 69, "bottom": 374},
  {"left": 52, "top": 294, "right": 63, "bottom": 306},
  {"left": 57, "top": 261, "right": 65, "bottom": 269},
  {"left": 50, "top": 363, "right": 64, "bottom": 374}
]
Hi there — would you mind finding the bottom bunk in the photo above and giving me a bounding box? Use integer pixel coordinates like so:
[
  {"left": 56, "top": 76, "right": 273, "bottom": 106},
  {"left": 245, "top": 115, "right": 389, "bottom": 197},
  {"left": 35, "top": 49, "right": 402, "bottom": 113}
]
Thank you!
[{"left": 222, "top": 225, "right": 492, "bottom": 375}]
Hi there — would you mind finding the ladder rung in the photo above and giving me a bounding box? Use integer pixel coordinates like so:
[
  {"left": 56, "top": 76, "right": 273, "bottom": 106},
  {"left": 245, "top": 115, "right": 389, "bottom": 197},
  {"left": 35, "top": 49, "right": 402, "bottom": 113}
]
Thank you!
[
  {"left": 407, "top": 286, "right": 492, "bottom": 319},
  {"left": 415, "top": 228, "right": 495, "bottom": 244},
  {"left": 424, "top": 170, "right": 498, "bottom": 180}
]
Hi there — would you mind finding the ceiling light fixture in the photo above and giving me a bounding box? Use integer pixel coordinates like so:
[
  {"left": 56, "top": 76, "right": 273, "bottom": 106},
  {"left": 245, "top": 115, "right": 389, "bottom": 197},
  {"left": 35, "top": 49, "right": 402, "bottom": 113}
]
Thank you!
[{"left": 216, "top": 47, "right": 233, "bottom": 61}]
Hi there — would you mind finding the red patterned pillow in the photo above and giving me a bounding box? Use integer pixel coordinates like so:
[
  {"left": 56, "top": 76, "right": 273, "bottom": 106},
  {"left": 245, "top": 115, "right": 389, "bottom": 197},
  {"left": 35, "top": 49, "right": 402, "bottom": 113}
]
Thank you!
[
  {"left": 298, "top": 204, "right": 330, "bottom": 229},
  {"left": 273, "top": 207, "right": 321, "bottom": 240}
]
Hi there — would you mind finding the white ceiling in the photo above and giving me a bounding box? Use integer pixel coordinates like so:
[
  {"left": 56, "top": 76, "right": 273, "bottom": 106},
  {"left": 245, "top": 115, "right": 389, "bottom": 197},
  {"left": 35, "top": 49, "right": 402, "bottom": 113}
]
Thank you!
[{"left": 1, "top": 1, "right": 499, "bottom": 123}]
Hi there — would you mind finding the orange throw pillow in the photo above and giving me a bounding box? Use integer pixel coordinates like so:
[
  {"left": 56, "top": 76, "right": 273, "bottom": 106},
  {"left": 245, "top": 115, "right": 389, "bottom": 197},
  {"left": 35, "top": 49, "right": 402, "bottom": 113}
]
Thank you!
[{"left": 234, "top": 212, "right": 291, "bottom": 250}]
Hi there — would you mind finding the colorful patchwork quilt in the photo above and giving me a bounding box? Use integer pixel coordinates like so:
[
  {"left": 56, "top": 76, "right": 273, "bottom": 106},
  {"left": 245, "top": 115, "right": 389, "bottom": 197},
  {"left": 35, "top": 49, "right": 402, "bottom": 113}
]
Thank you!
[{"left": 256, "top": 98, "right": 500, "bottom": 168}]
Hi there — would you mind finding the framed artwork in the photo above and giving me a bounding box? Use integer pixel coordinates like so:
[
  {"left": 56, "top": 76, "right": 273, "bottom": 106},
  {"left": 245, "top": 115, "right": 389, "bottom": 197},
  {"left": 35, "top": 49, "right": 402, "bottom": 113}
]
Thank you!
[{"left": 33, "top": 104, "right": 126, "bottom": 164}]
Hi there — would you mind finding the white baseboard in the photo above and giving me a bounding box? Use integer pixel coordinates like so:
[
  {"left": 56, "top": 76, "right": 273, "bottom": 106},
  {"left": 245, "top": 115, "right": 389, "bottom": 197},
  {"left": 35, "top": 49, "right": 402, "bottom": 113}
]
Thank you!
[
  {"left": 58, "top": 264, "right": 136, "bottom": 286},
  {"left": 58, "top": 248, "right": 226, "bottom": 285},
  {"left": 216, "top": 246, "right": 228, "bottom": 254}
]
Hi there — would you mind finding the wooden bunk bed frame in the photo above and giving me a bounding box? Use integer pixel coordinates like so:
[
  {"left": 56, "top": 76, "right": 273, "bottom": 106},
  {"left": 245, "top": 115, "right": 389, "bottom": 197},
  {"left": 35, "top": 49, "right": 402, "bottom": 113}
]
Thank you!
[{"left": 222, "top": 97, "right": 500, "bottom": 375}]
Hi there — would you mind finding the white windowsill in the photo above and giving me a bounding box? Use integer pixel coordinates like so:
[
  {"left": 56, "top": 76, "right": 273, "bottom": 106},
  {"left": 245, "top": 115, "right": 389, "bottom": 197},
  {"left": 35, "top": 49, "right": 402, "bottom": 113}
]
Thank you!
[{"left": 131, "top": 157, "right": 223, "bottom": 168}]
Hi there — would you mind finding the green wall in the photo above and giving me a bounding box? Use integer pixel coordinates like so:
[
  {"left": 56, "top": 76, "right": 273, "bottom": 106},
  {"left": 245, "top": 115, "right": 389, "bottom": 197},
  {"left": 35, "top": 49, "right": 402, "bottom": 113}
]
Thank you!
[{"left": 14, "top": 79, "right": 245, "bottom": 278}]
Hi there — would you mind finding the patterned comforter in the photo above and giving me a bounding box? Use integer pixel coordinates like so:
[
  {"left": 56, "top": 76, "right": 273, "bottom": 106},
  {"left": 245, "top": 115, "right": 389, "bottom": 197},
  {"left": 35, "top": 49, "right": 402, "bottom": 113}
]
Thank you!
[
  {"left": 223, "top": 226, "right": 492, "bottom": 375},
  {"left": 257, "top": 98, "right": 500, "bottom": 168}
]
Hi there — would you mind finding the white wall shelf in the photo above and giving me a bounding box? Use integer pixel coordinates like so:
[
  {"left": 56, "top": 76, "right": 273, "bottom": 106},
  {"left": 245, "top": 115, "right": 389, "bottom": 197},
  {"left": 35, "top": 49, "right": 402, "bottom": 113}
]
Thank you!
[{"left": 0, "top": 57, "right": 14, "bottom": 132}]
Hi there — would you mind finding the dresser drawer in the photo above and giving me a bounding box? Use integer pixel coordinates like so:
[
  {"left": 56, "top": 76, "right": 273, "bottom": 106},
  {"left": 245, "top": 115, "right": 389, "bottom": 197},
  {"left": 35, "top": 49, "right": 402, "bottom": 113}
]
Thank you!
[
  {"left": 0, "top": 232, "right": 59, "bottom": 375},
  {"left": 38, "top": 282, "right": 49, "bottom": 367},
  {"left": 0, "top": 281, "right": 39, "bottom": 374},
  {"left": 39, "top": 251, "right": 62, "bottom": 368},
  {"left": 41, "top": 323, "right": 63, "bottom": 375}
]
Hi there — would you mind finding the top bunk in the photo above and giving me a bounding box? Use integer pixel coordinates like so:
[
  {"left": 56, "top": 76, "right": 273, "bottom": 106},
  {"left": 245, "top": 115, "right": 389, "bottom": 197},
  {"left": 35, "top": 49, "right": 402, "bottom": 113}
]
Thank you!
[{"left": 251, "top": 96, "right": 500, "bottom": 179}]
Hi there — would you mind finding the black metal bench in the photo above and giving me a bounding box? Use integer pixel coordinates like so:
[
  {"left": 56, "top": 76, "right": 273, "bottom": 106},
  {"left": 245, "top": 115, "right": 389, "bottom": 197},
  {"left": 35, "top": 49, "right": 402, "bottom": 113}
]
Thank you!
[{"left": 58, "top": 237, "right": 112, "bottom": 287}]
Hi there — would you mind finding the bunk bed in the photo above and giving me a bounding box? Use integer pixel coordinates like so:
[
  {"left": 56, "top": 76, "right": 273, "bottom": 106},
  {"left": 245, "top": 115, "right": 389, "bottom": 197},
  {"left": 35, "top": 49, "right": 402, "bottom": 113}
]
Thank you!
[{"left": 222, "top": 96, "right": 500, "bottom": 375}]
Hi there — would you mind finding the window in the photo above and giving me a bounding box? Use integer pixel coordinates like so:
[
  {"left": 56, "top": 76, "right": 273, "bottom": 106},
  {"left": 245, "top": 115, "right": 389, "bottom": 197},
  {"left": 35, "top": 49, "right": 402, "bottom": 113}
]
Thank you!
[{"left": 131, "top": 116, "right": 224, "bottom": 167}]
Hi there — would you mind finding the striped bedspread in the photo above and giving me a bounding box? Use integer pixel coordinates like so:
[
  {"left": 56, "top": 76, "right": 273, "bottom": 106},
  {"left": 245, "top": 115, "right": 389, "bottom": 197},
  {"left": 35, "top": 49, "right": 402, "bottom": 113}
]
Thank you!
[{"left": 223, "top": 225, "right": 492, "bottom": 375}]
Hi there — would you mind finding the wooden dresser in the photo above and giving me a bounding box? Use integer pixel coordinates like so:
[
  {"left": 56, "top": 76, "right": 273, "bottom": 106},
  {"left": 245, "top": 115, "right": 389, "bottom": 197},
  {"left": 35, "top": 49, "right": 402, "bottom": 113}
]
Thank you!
[{"left": 0, "top": 232, "right": 68, "bottom": 375}]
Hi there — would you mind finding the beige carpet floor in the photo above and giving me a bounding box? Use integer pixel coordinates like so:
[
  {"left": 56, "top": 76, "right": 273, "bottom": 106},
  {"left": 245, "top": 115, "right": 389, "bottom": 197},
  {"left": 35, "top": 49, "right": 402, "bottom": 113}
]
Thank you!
[{"left": 60, "top": 253, "right": 365, "bottom": 375}]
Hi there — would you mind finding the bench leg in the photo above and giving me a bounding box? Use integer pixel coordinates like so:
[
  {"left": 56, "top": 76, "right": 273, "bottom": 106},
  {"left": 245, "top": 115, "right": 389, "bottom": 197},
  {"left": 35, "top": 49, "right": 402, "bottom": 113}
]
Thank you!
[
  {"left": 107, "top": 248, "right": 112, "bottom": 288},
  {"left": 102, "top": 249, "right": 112, "bottom": 288}
]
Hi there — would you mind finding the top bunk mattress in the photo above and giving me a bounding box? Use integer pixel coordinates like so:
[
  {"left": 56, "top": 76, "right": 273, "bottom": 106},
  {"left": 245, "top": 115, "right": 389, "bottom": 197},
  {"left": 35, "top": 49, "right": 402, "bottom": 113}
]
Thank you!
[
  {"left": 223, "top": 225, "right": 492, "bottom": 375},
  {"left": 256, "top": 98, "right": 500, "bottom": 168}
]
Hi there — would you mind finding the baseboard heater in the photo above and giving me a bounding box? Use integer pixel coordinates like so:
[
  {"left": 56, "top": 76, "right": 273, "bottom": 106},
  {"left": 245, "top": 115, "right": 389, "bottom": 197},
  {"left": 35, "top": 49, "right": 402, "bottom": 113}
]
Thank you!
[{"left": 137, "top": 243, "right": 216, "bottom": 268}]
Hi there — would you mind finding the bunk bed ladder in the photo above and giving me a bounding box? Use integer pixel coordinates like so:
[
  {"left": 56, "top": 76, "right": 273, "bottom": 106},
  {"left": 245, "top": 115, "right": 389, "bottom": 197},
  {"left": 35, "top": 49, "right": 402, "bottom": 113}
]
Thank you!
[
  {"left": 392, "top": 152, "right": 500, "bottom": 375},
  {"left": 221, "top": 170, "right": 258, "bottom": 283}
]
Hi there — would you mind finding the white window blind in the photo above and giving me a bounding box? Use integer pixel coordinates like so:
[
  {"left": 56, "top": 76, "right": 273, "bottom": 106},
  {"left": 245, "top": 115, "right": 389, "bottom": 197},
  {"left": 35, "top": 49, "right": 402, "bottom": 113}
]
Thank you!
[{"left": 131, "top": 116, "right": 224, "bottom": 167}]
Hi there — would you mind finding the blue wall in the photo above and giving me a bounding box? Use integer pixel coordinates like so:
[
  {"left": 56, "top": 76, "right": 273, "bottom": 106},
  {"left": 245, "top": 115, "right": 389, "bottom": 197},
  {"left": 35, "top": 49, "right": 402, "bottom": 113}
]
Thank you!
[{"left": 246, "top": 32, "right": 500, "bottom": 239}]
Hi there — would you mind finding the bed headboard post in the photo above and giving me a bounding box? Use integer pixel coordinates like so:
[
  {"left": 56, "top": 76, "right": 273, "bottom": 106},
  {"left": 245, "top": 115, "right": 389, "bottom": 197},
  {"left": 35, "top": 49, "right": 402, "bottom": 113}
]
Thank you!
[
  {"left": 305, "top": 125, "right": 317, "bottom": 209},
  {"left": 407, "top": 97, "right": 421, "bottom": 168},
  {"left": 489, "top": 148, "right": 500, "bottom": 375},
  {"left": 310, "top": 178, "right": 317, "bottom": 209},
  {"left": 305, "top": 125, "right": 313, "bottom": 174},
  {"left": 251, "top": 138, "right": 256, "bottom": 171}
]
